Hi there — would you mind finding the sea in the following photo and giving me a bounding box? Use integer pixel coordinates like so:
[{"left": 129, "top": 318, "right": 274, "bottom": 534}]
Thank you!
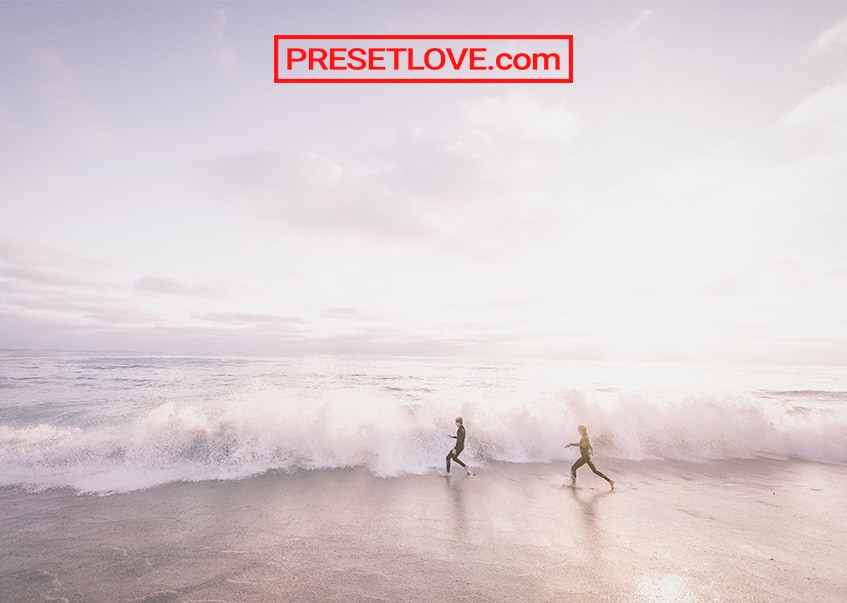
[{"left": 1, "top": 350, "right": 845, "bottom": 495}]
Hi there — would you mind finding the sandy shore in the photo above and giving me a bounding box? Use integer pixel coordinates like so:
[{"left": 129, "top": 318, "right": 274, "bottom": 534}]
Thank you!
[{"left": 1, "top": 459, "right": 845, "bottom": 602}]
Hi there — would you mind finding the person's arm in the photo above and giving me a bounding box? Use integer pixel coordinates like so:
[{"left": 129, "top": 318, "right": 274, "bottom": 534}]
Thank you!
[{"left": 566, "top": 442, "right": 579, "bottom": 448}]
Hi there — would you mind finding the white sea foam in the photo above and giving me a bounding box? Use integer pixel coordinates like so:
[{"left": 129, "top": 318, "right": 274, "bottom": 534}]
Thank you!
[{"left": 1, "top": 353, "right": 845, "bottom": 493}]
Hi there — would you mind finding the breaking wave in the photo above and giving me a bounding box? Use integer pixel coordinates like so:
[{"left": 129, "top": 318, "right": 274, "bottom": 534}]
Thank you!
[{"left": 2, "top": 382, "right": 845, "bottom": 494}]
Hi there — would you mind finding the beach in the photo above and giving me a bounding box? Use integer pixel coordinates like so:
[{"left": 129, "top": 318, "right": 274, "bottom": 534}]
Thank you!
[
  {"left": 2, "top": 459, "right": 845, "bottom": 602},
  {"left": 2, "top": 352, "right": 845, "bottom": 601},
  {"left": 4, "top": 2, "right": 847, "bottom": 600}
]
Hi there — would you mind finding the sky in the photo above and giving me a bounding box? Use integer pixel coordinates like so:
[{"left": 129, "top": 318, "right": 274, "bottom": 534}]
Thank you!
[{"left": 1, "top": 1, "right": 847, "bottom": 364}]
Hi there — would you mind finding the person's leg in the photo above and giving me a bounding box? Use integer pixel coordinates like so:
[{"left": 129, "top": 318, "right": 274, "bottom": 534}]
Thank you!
[
  {"left": 586, "top": 459, "right": 613, "bottom": 484},
  {"left": 446, "top": 450, "right": 453, "bottom": 473},
  {"left": 570, "top": 456, "right": 588, "bottom": 479}
]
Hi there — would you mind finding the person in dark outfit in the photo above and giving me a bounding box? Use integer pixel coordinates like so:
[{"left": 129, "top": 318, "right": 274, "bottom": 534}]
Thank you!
[
  {"left": 446, "top": 416, "right": 472, "bottom": 476},
  {"left": 566, "top": 424, "right": 614, "bottom": 489}
]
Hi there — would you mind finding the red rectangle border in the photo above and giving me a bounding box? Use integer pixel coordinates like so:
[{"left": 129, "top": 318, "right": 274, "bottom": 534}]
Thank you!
[{"left": 274, "top": 34, "right": 573, "bottom": 83}]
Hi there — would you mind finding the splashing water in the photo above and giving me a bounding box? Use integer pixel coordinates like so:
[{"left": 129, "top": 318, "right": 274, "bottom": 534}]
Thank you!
[{"left": 1, "top": 352, "right": 845, "bottom": 493}]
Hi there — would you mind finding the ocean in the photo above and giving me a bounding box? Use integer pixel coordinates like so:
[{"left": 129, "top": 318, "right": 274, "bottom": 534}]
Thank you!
[
  {"left": 2, "top": 351, "right": 847, "bottom": 601},
  {"left": 2, "top": 351, "right": 845, "bottom": 494}
]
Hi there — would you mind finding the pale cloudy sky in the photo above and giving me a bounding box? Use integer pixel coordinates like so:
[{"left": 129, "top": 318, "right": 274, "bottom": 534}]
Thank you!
[{"left": 1, "top": 1, "right": 847, "bottom": 364}]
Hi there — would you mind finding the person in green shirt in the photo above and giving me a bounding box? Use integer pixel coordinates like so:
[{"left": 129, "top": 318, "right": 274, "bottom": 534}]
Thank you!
[{"left": 566, "top": 424, "right": 614, "bottom": 489}]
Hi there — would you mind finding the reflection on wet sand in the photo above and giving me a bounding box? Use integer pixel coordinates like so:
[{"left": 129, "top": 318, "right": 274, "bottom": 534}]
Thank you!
[{"left": 445, "top": 474, "right": 469, "bottom": 542}]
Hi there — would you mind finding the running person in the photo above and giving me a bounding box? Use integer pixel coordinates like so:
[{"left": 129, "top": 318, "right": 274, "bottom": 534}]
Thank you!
[
  {"left": 566, "top": 424, "right": 614, "bottom": 489},
  {"left": 446, "top": 416, "right": 472, "bottom": 476}
]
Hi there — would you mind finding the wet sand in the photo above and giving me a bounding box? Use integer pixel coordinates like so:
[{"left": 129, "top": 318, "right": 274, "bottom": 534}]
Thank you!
[{"left": 1, "top": 459, "right": 845, "bottom": 602}]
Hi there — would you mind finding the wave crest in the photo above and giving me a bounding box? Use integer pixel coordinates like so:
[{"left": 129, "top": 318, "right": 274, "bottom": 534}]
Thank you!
[{"left": 1, "top": 384, "right": 845, "bottom": 494}]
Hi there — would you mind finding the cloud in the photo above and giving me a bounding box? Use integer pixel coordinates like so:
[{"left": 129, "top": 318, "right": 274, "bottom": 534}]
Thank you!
[
  {"left": 135, "top": 276, "right": 230, "bottom": 298},
  {"left": 197, "top": 312, "right": 306, "bottom": 329},
  {"left": 0, "top": 237, "right": 111, "bottom": 291},
  {"left": 373, "top": 130, "right": 483, "bottom": 204},
  {"left": 209, "top": 148, "right": 432, "bottom": 242},
  {"left": 0, "top": 239, "right": 231, "bottom": 344},
  {"left": 628, "top": 9, "right": 654, "bottom": 33},
  {"left": 208, "top": 93, "right": 582, "bottom": 260},
  {"left": 0, "top": 271, "right": 161, "bottom": 337},
  {"left": 210, "top": 8, "right": 236, "bottom": 70},
  {"left": 211, "top": 8, "right": 229, "bottom": 37},
  {"left": 0, "top": 265, "right": 97, "bottom": 291},
  {"left": 466, "top": 93, "right": 578, "bottom": 144},
  {"left": 321, "top": 307, "right": 375, "bottom": 321},
  {"left": 814, "top": 15, "right": 847, "bottom": 55},
  {"left": 781, "top": 80, "right": 847, "bottom": 134},
  {"left": 0, "top": 308, "right": 542, "bottom": 357}
]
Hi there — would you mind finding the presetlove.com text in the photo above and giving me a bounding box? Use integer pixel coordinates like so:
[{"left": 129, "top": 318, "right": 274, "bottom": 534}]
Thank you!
[{"left": 274, "top": 35, "right": 573, "bottom": 83}]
